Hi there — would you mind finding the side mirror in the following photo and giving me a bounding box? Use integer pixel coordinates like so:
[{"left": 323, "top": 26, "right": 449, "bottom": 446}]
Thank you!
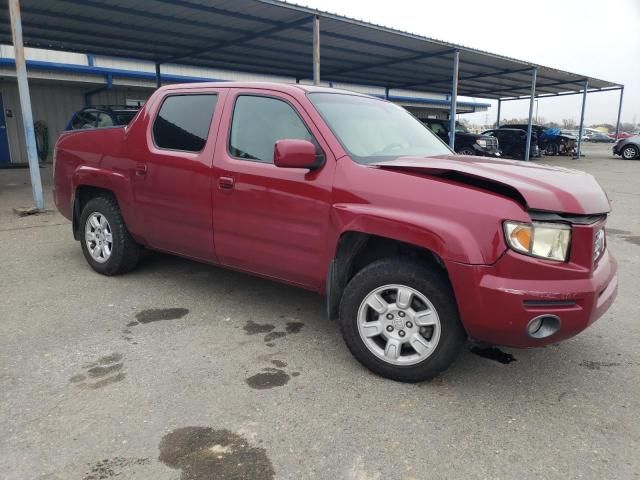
[{"left": 274, "top": 139, "right": 323, "bottom": 170}]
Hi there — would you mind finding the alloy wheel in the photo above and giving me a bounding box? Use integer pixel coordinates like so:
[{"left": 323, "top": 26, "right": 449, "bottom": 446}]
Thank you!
[
  {"left": 622, "top": 146, "right": 638, "bottom": 160},
  {"left": 85, "top": 212, "right": 113, "bottom": 263},
  {"left": 357, "top": 284, "right": 441, "bottom": 366}
]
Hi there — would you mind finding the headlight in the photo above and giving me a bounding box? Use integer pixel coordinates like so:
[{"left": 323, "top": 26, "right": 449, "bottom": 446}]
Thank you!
[
  {"left": 475, "top": 139, "right": 487, "bottom": 148},
  {"left": 503, "top": 221, "right": 571, "bottom": 262}
]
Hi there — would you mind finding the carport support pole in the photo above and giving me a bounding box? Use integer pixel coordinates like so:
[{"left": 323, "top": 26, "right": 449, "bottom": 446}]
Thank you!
[
  {"left": 496, "top": 99, "right": 501, "bottom": 127},
  {"left": 575, "top": 79, "right": 588, "bottom": 159},
  {"left": 313, "top": 15, "right": 320, "bottom": 85},
  {"left": 448, "top": 50, "right": 459, "bottom": 149},
  {"left": 155, "top": 63, "right": 161, "bottom": 89},
  {"left": 524, "top": 67, "right": 537, "bottom": 162},
  {"left": 614, "top": 87, "right": 624, "bottom": 140},
  {"left": 9, "top": 0, "right": 44, "bottom": 211}
]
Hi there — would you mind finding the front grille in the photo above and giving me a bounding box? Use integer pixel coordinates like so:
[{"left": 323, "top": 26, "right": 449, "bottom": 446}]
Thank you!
[{"left": 483, "top": 136, "right": 499, "bottom": 150}]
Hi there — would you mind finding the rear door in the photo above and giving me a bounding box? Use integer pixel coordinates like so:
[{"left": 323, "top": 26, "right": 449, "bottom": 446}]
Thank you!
[
  {"left": 212, "top": 88, "right": 335, "bottom": 289},
  {"left": 133, "top": 88, "right": 226, "bottom": 262}
]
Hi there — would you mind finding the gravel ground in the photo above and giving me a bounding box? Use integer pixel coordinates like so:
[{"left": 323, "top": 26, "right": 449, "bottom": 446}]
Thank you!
[{"left": 1, "top": 143, "right": 638, "bottom": 480}]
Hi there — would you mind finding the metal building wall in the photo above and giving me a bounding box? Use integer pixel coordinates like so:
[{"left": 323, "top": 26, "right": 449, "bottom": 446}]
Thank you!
[{"left": 0, "top": 79, "right": 152, "bottom": 162}]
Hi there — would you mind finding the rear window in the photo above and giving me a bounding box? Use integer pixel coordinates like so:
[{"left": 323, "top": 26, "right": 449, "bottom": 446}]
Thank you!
[
  {"left": 152, "top": 94, "right": 218, "bottom": 152},
  {"left": 71, "top": 110, "right": 98, "bottom": 130},
  {"left": 95, "top": 112, "right": 114, "bottom": 128},
  {"left": 114, "top": 111, "right": 137, "bottom": 125}
]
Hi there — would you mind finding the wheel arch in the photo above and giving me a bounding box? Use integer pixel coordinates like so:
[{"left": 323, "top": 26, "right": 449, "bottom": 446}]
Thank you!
[
  {"left": 71, "top": 166, "right": 137, "bottom": 241},
  {"left": 72, "top": 185, "right": 117, "bottom": 240},
  {"left": 326, "top": 231, "right": 450, "bottom": 320}
]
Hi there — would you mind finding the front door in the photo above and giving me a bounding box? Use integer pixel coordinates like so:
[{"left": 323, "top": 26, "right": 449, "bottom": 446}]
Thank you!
[
  {"left": 212, "top": 89, "right": 335, "bottom": 289},
  {"left": 133, "top": 89, "right": 226, "bottom": 262},
  {"left": 0, "top": 93, "right": 11, "bottom": 164}
]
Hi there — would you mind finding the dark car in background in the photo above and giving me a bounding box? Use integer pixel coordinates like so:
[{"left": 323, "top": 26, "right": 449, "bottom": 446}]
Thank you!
[
  {"left": 65, "top": 106, "right": 140, "bottom": 131},
  {"left": 482, "top": 128, "right": 540, "bottom": 160},
  {"left": 500, "top": 124, "right": 576, "bottom": 156},
  {"left": 588, "top": 132, "right": 615, "bottom": 143},
  {"left": 613, "top": 135, "right": 640, "bottom": 160},
  {"left": 422, "top": 119, "right": 500, "bottom": 157}
]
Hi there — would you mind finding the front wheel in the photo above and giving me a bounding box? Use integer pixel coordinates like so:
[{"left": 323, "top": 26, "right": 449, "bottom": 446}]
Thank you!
[
  {"left": 457, "top": 147, "right": 476, "bottom": 156},
  {"left": 339, "top": 258, "right": 466, "bottom": 382},
  {"left": 621, "top": 145, "right": 639, "bottom": 160},
  {"left": 79, "top": 196, "right": 140, "bottom": 275}
]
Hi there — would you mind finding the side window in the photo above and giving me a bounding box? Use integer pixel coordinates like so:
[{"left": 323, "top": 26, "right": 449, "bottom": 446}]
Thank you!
[
  {"left": 152, "top": 94, "right": 218, "bottom": 152},
  {"left": 229, "top": 95, "right": 312, "bottom": 163},
  {"left": 95, "top": 112, "right": 114, "bottom": 128}
]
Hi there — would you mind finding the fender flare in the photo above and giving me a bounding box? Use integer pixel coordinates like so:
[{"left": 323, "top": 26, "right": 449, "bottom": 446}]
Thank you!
[{"left": 71, "top": 166, "right": 137, "bottom": 237}]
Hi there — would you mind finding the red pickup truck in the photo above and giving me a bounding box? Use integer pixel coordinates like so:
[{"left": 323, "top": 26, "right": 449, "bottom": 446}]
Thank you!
[{"left": 54, "top": 82, "right": 618, "bottom": 382}]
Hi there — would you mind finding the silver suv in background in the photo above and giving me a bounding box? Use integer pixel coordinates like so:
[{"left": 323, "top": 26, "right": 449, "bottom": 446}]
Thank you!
[{"left": 613, "top": 135, "right": 640, "bottom": 160}]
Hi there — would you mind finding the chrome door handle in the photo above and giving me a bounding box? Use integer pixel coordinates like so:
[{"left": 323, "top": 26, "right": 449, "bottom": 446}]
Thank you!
[
  {"left": 135, "top": 164, "right": 147, "bottom": 175},
  {"left": 219, "top": 176, "right": 235, "bottom": 190}
]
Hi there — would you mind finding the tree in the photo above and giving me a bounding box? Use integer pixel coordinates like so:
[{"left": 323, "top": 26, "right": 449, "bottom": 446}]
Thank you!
[
  {"left": 621, "top": 122, "right": 636, "bottom": 133},
  {"left": 561, "top": 119, "right": 577, "bottom": 129}
]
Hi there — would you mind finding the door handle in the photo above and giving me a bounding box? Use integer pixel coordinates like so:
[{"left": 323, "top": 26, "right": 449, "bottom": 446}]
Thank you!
[
  {"left": 219, "top": 176, "right": 235, "bottom": 190},
  {"left": 135, "top": 163, "right": 147, "bottom": 176}
]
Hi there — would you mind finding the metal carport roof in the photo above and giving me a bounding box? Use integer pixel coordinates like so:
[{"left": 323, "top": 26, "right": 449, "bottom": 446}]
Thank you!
[
  {"left": 0, "top": 0, "right": 622, "bottom": 99},
  {"left": 0, "top": 0, "right": 626, "bottom": 210}
]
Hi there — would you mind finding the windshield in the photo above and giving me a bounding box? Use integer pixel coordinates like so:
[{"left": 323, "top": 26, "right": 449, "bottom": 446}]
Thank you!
[{"left": 308, "top": 93, "right": 452, "bottom": 163}]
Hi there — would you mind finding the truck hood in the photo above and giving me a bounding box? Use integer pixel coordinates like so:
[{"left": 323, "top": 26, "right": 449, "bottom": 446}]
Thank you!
[{"left": 371, "top": 155, "right": 610, "bottom": 215}]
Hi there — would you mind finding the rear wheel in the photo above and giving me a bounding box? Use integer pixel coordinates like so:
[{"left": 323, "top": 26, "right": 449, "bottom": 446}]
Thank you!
[
  {"left": 79, "top": 196, "right": 140, "bottom": 275},
  {"left": 339, "top": 258, "right": 466, "bottom": 382},
  {"left": 621, "top": 145, "right": 639, "bottom": 160}
]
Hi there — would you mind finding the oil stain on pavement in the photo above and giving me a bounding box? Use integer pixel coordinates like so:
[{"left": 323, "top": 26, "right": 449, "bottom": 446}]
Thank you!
[
  {"left": 134, "top": 308, "right": 190, "bottom": 324},
  {"left": 83, "top": 457, "right": 150, "bottom": 480},
  {"left": 243, "top": 320, "right": 275, "bottom": 335},
  {"left": 245, "top": 360, "right": 300, "bottom": 389},
  {"left": 159, "top": 427, "right": 274, "bottom": 480},
  {"left": 579, "top": 360, "right": 622, "bottom": 370},
  {"left": 122, "top": 308, "right": 190, "bottom": 342},
  {"left": 470, "top": 346, "right": 517, "bottom": 364},
  {"left": 605, "top": 228, "right": 631, "bottom": 236},
  {"left": 242, "top": 319, "right": 304, "bottom": 347},
  {"left": 605, "top": 228, "right": 640, "bottom": 246},
  {"left": 69, "top": 353, "right": 126, "bottom": 389},
  {"left": 623, "top": 235, "right": 640, "bottom": 246},
  {"left": 246, "top": 368, "right": 290, "bottom": 389}
]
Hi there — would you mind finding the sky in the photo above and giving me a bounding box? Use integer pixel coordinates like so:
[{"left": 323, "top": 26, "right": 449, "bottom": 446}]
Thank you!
[{"left": 297, "top": 0, "right": 640, "bottom": 127}]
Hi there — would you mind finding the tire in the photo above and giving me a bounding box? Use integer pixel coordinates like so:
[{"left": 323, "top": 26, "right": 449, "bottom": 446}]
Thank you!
[
  {"left": 457, "top": 147, "right": 476, "bottom": 156},
  {"left": 79, "top": 195, "right": 140, "bottom": 275},
  {"left": 338, "top": 257, "right": 466, "bottom": 382},
  {"left": 545, "top": 143, "right": 559, "bottom": 156},
  {"left": 621, "top": 145, "right": 639, "bottom": 160}
]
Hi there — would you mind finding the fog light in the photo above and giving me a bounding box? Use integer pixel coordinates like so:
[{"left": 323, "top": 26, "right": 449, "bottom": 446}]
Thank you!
[
  {"left": 527, "top": 317, "right": 543, "bottom": 335},
  {"left": 526, "top": 315, "right": 561, "bottom": 339}
]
